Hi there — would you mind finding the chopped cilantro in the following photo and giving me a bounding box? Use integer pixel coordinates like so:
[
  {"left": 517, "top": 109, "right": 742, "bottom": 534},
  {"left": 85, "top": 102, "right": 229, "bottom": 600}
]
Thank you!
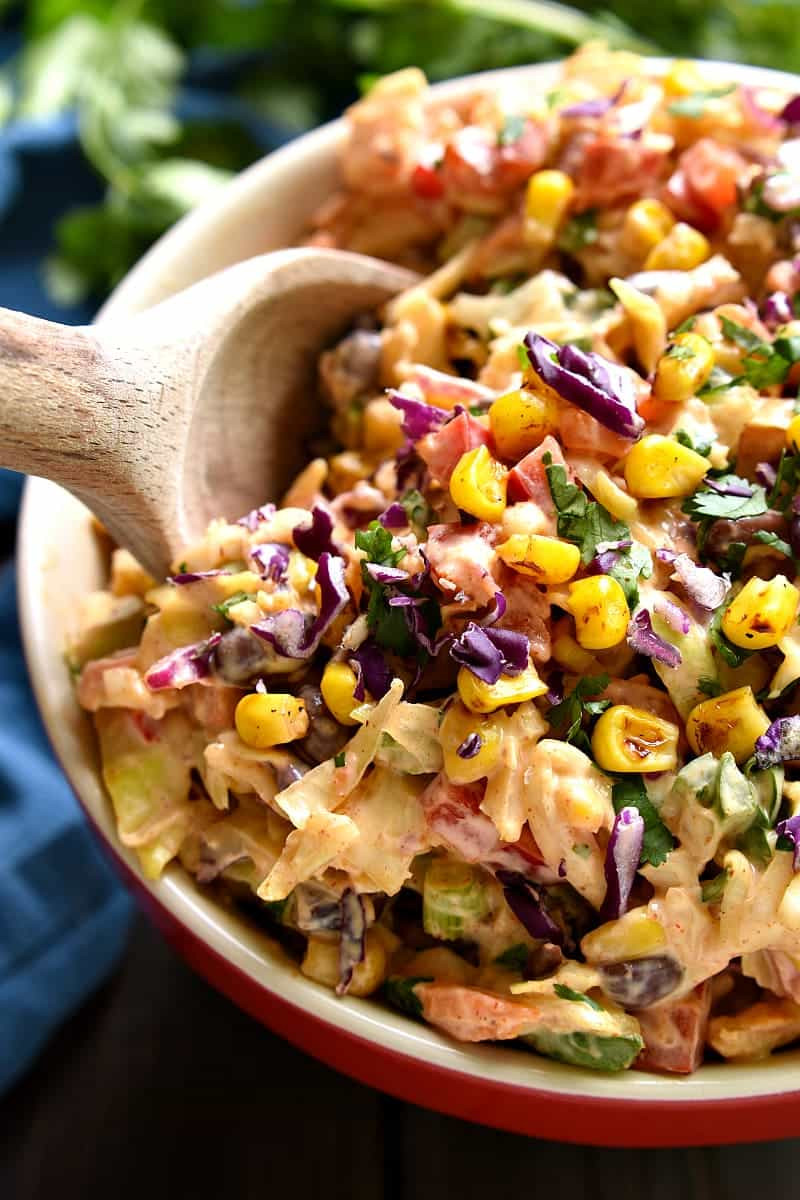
[
  {"left": 698, "top": 676, "right": 724, "bottom": 698},
  {"left": 753, "top": 530, "right": 796, "bottom": 561},
  {"left": 178, "top": 561, "right": 188, "bottom": 574},
  {"left": 698, "top": 364, "right": 737, "bottom": 396},
  {"left": 557, "top": 209, "right": 598, "bottom": 256},
  {"left": 665, "top": 341, "right": 696, "bottom": 361},
  {"left": 494, "top": 944, "right": 530, "bottom": 972},
  {"left": 516, "top": 342, "right": 531, "bottom": 371},
  {"left": 607, "top": 541, "right": 653, "bottom": 609},
  {"left": 399, "top": 488, "right": 434, "bottom": 539},
  {"left": 737, "top": 824, "right": 773, "bottom": 869},
  {"left": 716, "top": 540, "right": 747, "bottom": 578},
  {"left": 498, "top": 113, "right": 526, "bottom": 146},
  {"left": 701, "top": 870, "right": 729, "bottom": 904},
  {"left": 674, "top": 429, "right": 712, "bottom": 458},
  {"left": 667, "top": 84, "right": 736, "bottom": 118},
  {"left": 682, "top": 476, "right": 767, "bottom": 525},
  {"left": 554, "top": 983, "right": 603, "bottom": 1011},
  {"left": 612, "top": 777, "right": 675, "bottom": 868},
  {"left": 672, "top": 315, "right": 698, "bottom": 335},
  {"left": 710, "top": 607, "right": 751, "bottom": 668},
  {"left": 211, "top": 590, "right": 251, "bottom": 619},
  {"left": 355, "top": 522, "right": 405, "bottom": 568},
  {"left": 717, "top": 316, "right": 800, "bottom": 389},
  {"left": 356, "top": 521, "right": 416, "bottom": 654},
  {"left": 334, "top": 751, "right": 346, "bottom": 768},
  {"left": 384, "top": 976, "right": 432, "bottom": 1019},
  {"left": 544, "top": 456, "right": 629, "bottom": 564},
  {"left": 768, "top": 451, "right": 800, "bottom": 513},
  {"left": 547, "top": 674, "right": 611, "bottom": 753}
]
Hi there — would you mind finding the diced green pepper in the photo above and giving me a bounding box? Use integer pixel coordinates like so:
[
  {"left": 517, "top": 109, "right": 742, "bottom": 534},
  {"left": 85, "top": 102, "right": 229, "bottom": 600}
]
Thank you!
[
  {"left": 422, "top": 860, "right": 490, "bottom": 941},
  {"left": 523, "top": 1029, "right": 643, "bottom": 1072}
]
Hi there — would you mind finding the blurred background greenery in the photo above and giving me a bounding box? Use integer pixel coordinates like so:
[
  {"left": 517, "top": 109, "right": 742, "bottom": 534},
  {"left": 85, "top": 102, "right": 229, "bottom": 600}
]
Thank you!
[{"left": 1, "top": 0, "right": 799, "bottom": 303}]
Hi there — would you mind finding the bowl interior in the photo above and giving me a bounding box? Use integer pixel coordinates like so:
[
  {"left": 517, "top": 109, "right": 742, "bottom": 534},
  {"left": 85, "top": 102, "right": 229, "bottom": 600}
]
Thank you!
[{"left": 19, "top": 57, "right": 800, "bottom": 1108}]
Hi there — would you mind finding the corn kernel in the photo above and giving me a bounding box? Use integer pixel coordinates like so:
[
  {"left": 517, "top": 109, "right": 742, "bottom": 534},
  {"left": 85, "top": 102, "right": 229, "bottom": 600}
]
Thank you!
[
  {"left": 235, "top": 692, "right": 308, "bottom": 748},
  {"left": 787, "top": 414, "right": 800, "bottom": 453},
  {"left": 287, "top": 549, "right": 317, "bottom": 595},
  {"left": 495, "top": 534, "right": 580, "bottom": 584},
  {"left": 645, "top": 223, "right": 710, "bottom": 271},
  {"left": 663, "top": 59, "right": 709, "bottom": 98},
  {"left": 623, "top": 434, "right": 710, "bottom": 500},
  {"left": 609, "top": 276, "right": 667, "bottom": 375},
  {"left": 590, "top": 469, "right": 639, "bottom": 522},
  {"left": 591, "top": 705, "right": 680, "bottom": 773},
  {"left": 440, "top": 701, "right": 504, "bottom": 783},
  {"left": 525, "top": 169, "right": 575, "bottom": 229},
  {"left": 566, "top": 576, "right": 630, "bottom": 650},
  {"left": 722, "top": 575, "right": 800, "bottom": 650},
  {"left": 686, "top": 686, "right": 770, "bottom": 763},
  {"left": 552, "top": 630, "right": 598, "bottom": 673},
  {"left": 653, "top": 333, "right": 715, "bottom": 403},
  {"left": 623, "top": 198, "right": 675, "bottom": 255},
  {"left": 320, "top": 661, "right": 361, "bottom": 727},
  {"left": 362, "top": 397, "right": 405, "bottom": 453},
  {"left": 457, "top": 663, "right": 547, "bottom": 714},
  {"left": 489, "top": 388, "right": 559, "bottom": 461},
  {"left": 582, "top": 906, "right": 667, "bottom": 963},
  {"left": 449, "top": 444, "right": 508, "bottom": 522}
]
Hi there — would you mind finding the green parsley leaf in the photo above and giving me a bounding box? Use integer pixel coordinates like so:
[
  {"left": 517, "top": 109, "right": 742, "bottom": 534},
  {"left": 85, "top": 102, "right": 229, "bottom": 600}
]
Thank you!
[
  {"left": 334, "top": 751, "right": 346, "bottom": 768},
  {"left": 667, "top": 84, "right": 736, "bottom": 118},
  {"left": 698, "top": 675, "right": 724, "bottom": 697},
  {"left": 383, "top": 976, "right": 432, "bottom": 1020},
  {"left": 701, "top": 870, "right": 729, "bottom": 904},
  {"left": 718, "top": 316, "right": 800, "bottom": 389},
  {"left": 710, "top": 606, "right": 751, "bottom": 668},
  {"left": 557, "top": 209, "right": 598, "bottom": 256},
  {"left": 716, "top": 540, "right": 747, "bottom": 578},
  {"left": 544, "top": 457, "right": 629, "bottom": 564},
  {"left": 399, "top": 488, "right": 434, "bottom": 540},
  {"left": 737, "top": 824, "right": 773, "bottom": 869},
  {"left": 607, "top": 541, "right": 653, "bottom": 609},
  {"left": 768, "top": 451, "right": 800, "bottom": 513},
  {"left": 498, "top": 113, "right": 526, "bottom": 146},
  {"left": 554, "top": 983, "right": 603, "bottom": 1011},
  {"left": 698, "top": 364, "right": 737, "bottom": 395},
  {"left": 674, "top": 429, "right": 712, "bottom": 458},
  {"left": 494, "top": 944, "right": 530, "bottom": 971},
  {"left": 547, "top": 674, "right": 611, "bottom": 753},
  {"left": 665, "top": 341, "right": 696, "bottom": 361},
  {"left": 753, "top": 530, "right": 796, "bottom": 561},
  {"left": 672, "top": 315, "right": 698, "bottom": 335},
  {"left": 355, "top": 521, "right": 405, "bottom": 568},
  {"left": 612, "top": 777, "right": 675, "bottom": 868},
  {"left": 682, "top": 476, "right": 767, "bottom": 524},
  {"left": 211, "top": 590, "right": 251, "bottom": 618}
]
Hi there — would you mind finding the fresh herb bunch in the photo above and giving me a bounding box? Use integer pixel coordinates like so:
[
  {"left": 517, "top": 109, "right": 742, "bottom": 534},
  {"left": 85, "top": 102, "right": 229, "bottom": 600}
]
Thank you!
[{"left": 2, "top": 0, "right": 800, "bottom": 301}]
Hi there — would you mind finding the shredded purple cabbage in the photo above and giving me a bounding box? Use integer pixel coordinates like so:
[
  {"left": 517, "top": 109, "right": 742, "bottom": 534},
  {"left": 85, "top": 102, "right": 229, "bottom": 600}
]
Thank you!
[
  {"left": 754, "top": 716, "right": 800, "bottom": 770},
  {"left": 450, "top": 622, "right": 529, "bottom": 684},
  {"left": 653, "top": 593, "right": 690, "bottom": 635},
  {"left": 601, "top": 807, "right": 645, "bottom": 921},
  {"left": 524, "top": 331, "right": 644, "bottom": 440},
  {"left": 457, "top": 732, "right": 482, "bottom": 759},
  {"left": 251, "top": 552, "right": 348, "bottom": 659},
  {"left": 295, "top": 883, "right": 345, "bottom": 933},
  {"left": 561, "top": 81, "right": 626, "bottom": 119},
  {"left": 349, "top": 640, "right": 393, "bottom": 701},
  {"left": 337, "top": 889, "right": 367, "bottom": 995},
  {"left": 495, "top": 870, "right": 563, "bottom": 945},
  {"left": 145, "top": 633, "right": 223, "bottom": 691},
  {"left": 781, "top": 96, "right": 800, "bottom": 123},
  {"left": 388, "top": 390, "right": 449, "bottom": 441},
  {"left": 237, "top": 503, "right": 276, "bottom": 532},
  {"left": 365, "top": 562, "right": 410, "bottom": 585},
  {"left": 763, "top": 291, "right": 794, "bottom": 329},
  {"left": 292, "top": 506, "right": 338, "bottom": 560},
  {"left": 704, "top": 476, "right": 754, "bottom": 498},
  {"left": 590, "top": 539, "right": 631, "bottom": 574},
  {"left": 626, "top": 609, "right": 681, "bottom": 668},
  {"left": 756, "top": 462, "right": 778, "bottom": 490},
  {"left": 250, "top": 542, "right": 290, "bottom": 584},
  {"left": 168, "top": 569, "right": 224, "bottom": 585},
  {"left": 669, "top": 553, "right": 730, "bottom": 611},
  {"left": 777, "top": 813, "right": 800, "bottom": 871},
  {"left": 378, "top": 502, "right": 408, "bottom": 529}
]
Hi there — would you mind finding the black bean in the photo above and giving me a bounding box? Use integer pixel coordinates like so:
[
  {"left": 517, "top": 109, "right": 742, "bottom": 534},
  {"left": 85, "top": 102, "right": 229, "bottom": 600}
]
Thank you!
[
  {"left": 296, "top": 684, "right": 349, "bottom": 764},
  {"left": 212, "top": 627, "right": 273, "bottom": 684},
  {"left": 599, "top": 954, "right": 684, "bottom": 1010}
]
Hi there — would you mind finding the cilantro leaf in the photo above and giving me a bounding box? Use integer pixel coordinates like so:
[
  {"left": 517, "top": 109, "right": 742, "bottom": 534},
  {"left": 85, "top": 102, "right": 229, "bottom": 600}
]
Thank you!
[
  {"left": 355, "top": 522, "right": 405, "bottom": 568},
  {"left": 718, "top": 316, "right": 800, "bottom": 389},
  {"left": 399, "top": 488, "right": 434, "bottom": 540},
  {"left": 557, "top": 209, "right": 598, "bottom": 255},
  {"left": 753, "top": 530, "right": 796, "bottom": 561},
  {"left": 547, "top": 674, "right": 611, "bottom": 753},
  {"left": 667, "top": 84, "right": 736, "bottom": 117},
  {"left": 710, "top": 606, "right": 751, "bottom": 668},
  {"left": 612, "top": 777, "right": 675, "bottom": 868},
  {"left": 682, "top": 476, "right": 767, "bottom": 524},
  {"left": 498, "top": 113, "right": 526, "bottom": 145},
  {"left": 211, "top": 590, "right": 251, "bottom": 619},
  {"left": 698, "top": 364, "right": 737, "bottom": 395},
  {"left": 672, "top": 315, "right": 698, "bottom": 335},
  {"left": 544, "top": 457, "right": 629, "bottom": 564},
  {"left": 607, "top": 541, "right": 653, "bottom": 609},
  {"left": 554, "top": 983, "right": 603, "bottom": 1011},
  {"left": 768, "top": 451, "right": 800, "bottom": 513},
  {"left": 334, "top": 751, "right": 346, "bottom": 768},
  {"left": 701, "top": 870, "right": 729, "bottom": 903},
  {"left": 716, "top": 540, "right": 747, "bottom": 578},
  {"left": 494, "top": 944, "right": 530, "bottom": 971},
  {"left": 383, "top": 976, "right": 432, "bottom": 1019},
  {"left": 698, "top": 676, "right": 723, "bottom": 697},
  {"left": 356, "top": 520, "right": 416, "bottom": 655},
  {"left": 674, "top": 429, "right": 712, "bottom": 458}
]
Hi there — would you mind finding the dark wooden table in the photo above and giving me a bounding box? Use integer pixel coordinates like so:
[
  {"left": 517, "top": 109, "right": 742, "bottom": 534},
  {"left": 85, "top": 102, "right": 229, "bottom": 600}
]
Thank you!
[{"left": 2, "top": 915, "right": 799, "bottom": 1199}]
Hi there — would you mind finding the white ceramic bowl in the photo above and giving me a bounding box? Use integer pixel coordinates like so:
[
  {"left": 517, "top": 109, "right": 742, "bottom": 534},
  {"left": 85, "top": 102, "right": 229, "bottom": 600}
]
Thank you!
[{"left": 19, "top": 59, "right": 800, "bottom": 1146}]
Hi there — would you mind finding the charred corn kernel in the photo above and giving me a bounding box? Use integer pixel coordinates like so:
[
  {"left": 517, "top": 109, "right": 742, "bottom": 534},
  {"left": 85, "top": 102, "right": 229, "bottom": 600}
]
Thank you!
[
  {"left": 301, "top": 929, "right": 388, "bottom": 997},
  {"left": 495, "top": 534, "right": 580, "bottom": 584},
  {"left": 566, "top": 576, "right": 630, "bottom": 651},
  {"left": 778, "top": 874, "right": 800, "bottom": 932},
  {"left": 235, "top": 692, "right": 308, "bottom": 749},
  {"left": 320, "top": 661, "right": 361, "bottom": 726},
  {"left": 645, "top": 223, "right": 710, "bottom": 271},
  {"left": 362, "top": 397, "right": 405, "bottom": 453},
  {"left": 590, "top": 469, "right": 639, "bottom": 522},
  {"left": 457, "top": 663, "right": 547, "bottom": 714},
  {"left": 623, "top": 197, "right": 675, "bottom": 254},
  {"left": 449, "top": 444, "right": 508, "bottom": 522},
  {"left": 623, "top": 434, "right": 710, "bottom": 500},
  {"left": 582, "top": 907, "right": 666, "bottom": 963},
  {"left": 787, "top": 413, "right": 800, "bottom": 452},
  {"left": 686, "top": 686, "right": 770, "bottom": 763},
  {"left": 591, "top": 705, "right": 680, "bottom": 773},
  {"left": 552, "top": 630, "right": 598, "bottom": 673},
  {"left": 524, "top": 169, "right": 575, "bottom": 229},
  {"left": 722, "top": 575, "right": 800, "bottom": 650},
  {"left": 489, "top": 388, "right": 559, "bottom": 460},
  {"left": 440, "top": 701, "right": 504, "bottom": 783},
  {"left": 653, "top": 333, "right": 715, "bottom": 403}
]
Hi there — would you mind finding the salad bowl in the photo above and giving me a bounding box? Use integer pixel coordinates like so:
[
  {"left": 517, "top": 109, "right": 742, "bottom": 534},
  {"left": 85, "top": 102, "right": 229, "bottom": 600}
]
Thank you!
[{"left": 18, "top": 57, "right": 800, "bottom": 1147}]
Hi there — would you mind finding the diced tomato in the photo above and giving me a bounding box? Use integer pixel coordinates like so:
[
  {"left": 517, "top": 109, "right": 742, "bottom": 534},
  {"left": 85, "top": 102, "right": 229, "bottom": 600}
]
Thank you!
[
  {"left": 425, "top": 522, "right": 498, "bottom": 609},
  {"left": 507, "top": 434, "right": 567, "bottom": 510},
  {"left": 558, "top": 407, "right": 633, "bottom": 461},
  {"left": 439, "top": 122, "right": 546, "bottom": 205},
  {"left": 411, "top": 161, "right": 445, "bottom": 200},
  {"left": 495, "top": 120, "right": 548, "bottom": 190},
  {"left": 492, "top": 564, "right": 551, "bottom": 664},
  {"left": 664, "top": 139, "right": 748, "bottom": 231},
  {"left": 574, "top": 135, "right": 669, "bottom": 211},
  {"left": 635, "top": 982, "right": 711, "bottom": 1075},
  {"left": 417, "top": 411, "right": 491, "bottom": 484}
]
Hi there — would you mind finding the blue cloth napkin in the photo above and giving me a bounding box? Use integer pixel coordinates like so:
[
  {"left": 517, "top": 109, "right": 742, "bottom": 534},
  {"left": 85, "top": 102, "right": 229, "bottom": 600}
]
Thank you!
[{"left": 0, "top": 48, "right": 288, "bottom": 1094}]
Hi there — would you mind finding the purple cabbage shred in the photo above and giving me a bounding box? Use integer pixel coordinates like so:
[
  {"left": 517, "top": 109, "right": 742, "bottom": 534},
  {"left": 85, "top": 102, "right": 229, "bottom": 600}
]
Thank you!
[
  {"left": 388, "top": 390, "right": 449, "bottom": 441},
  {"left": 601, "top": 807, "right": 645, "bottom": 920},
  {"left": 237, "top": 503, "right": 276, "bottom": 532},
  {"left": 251, "top": 552, "right": 348, "bottom": 658},
  {"left": 457, "top": 732, "right": 482, "bottom": 759},
  {"left": 337, "top": 889, "right": 367, "bottom": 995},
  {"left": 777, "top": 814, "right": 800, "bottom": 871},
  {"left": 653, "top": 594, "right": 690, "bottom": 635},
  {"left": 669, "top": 553, "right": 730, "bottom": 611},
  {"left": 495, "top": 870, "right": 563, "bottom": 945},
  {"left": 378, "top": 502, "right": 408, "bottom": 529},
  {"left": 754, "top": 716, "right": 800, "bottom": 770},
  {"left": 450, "top": 622, "right": 529, "bottom": 684},
  {"left": 626, "top": 609, "right": 681, "bottom": 668},
  {"left": 349, "top": 640, "right": 393, "bottom": 701},
  {"left": 292, "top": 505, "right": 338, "bottom": 560},
  {"left": 145, "top": 633, "right": 222, "bottom": 691},
  {"left": 524, "top": 331, "right": 644, "bottom": 440},
  {"left": 250, "top": 542, "right": 290, "bottom": 583}
]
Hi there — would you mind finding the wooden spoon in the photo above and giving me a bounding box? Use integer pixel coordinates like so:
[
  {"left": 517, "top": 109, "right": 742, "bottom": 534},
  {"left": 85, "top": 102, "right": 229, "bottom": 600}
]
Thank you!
[{"left": 0, "top": 247, "right": 416, "bottom": 578}]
